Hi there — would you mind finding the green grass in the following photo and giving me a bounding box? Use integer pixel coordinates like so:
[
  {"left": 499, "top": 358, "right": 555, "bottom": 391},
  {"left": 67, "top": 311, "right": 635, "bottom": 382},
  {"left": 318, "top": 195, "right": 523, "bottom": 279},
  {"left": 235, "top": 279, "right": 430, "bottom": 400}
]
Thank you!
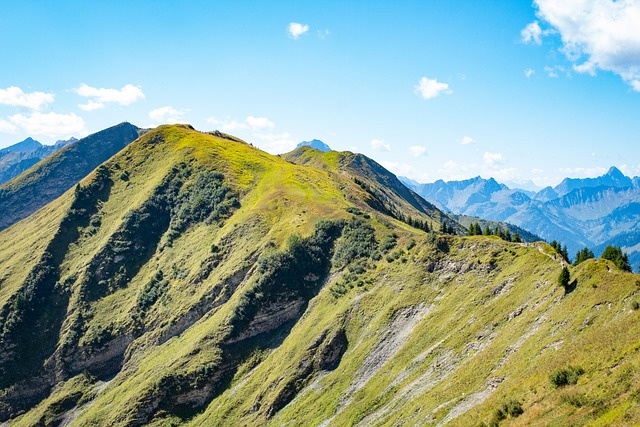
[{"left": 2, "top": 125, "right": 640, "bottom": 426}]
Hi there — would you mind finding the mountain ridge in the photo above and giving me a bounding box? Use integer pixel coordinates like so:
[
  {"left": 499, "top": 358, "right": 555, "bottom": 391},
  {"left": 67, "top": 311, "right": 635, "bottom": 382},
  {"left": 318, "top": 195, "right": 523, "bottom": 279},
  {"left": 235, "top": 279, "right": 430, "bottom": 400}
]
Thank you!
[
  {"left": 0, "top": 125, "right": 638, "bottom": 426},
  {"left": 401, "top": 167, "right": 640, "bottom": 269}
]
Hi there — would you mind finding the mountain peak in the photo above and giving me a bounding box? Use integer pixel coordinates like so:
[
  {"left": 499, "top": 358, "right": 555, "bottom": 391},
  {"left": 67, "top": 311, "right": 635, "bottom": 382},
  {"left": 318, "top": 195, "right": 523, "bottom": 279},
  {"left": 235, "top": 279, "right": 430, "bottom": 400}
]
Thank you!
[
  {"left": 296, "top": 139, "right": 331, "bottom": 152},
  {"left": 606, "top": 166, "right": 625, "bottom": 179},
  {"left": 0, "top": 137, "right": 43, "bottom": 154}
]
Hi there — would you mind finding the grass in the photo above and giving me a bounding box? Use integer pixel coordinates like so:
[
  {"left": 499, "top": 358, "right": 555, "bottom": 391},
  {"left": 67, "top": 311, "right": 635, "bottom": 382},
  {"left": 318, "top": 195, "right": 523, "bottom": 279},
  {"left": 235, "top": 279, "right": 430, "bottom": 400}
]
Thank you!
[{"left": 2, "top": 125, "right": 640, "bottom": 426}]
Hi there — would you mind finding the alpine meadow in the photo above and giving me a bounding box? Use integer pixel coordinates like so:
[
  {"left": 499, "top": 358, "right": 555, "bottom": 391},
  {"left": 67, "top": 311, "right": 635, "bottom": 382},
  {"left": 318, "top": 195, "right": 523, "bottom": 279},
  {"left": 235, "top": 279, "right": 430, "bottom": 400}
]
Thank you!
[{"left": 1, "top": 1, "right": 640, "bottom": 426}]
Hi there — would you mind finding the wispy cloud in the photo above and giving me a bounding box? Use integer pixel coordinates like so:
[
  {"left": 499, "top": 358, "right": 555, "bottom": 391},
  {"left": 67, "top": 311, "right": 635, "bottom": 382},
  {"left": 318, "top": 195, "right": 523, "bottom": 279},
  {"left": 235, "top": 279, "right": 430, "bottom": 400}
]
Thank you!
[
  {"left": 459, "top": 136, "right": 475, "bottom": 145},
  {"left": 531, "top": 0, "right": 640, "bottom": 91},
  {"left": 415, "top": 77, "right": 451, "bottom": 100},
  {"left": 288, "top": 22, "right": 309, "bottom": 39},
  {"left": 525, "top": 68, "right": 535, "bottom": 78},
  {"left": 371, "top": 139, "right": 391, "bottom": 151},
  {"left": 252, "top": 132, "right": 296, "bottom": 153},
  {"left": 483, "top": 151, "right": 503, "bottom": 167},
  {"left": 0, "top": 86, "right": 54, "bottom": 110},
  {"left": 0, "top": 118, "right": 17, "bottom": 134},
  {"left": 246, "top": 115, "right": 275, "bottom": 130},
  {"left": 149, "top": 106, "right": 187, "bottom": 124},
  {"left": 408, "top": 145, "right": 427, "bottom": 157},
  {"left": 521, "top": 21, "right": 544, "bottom": 45},
  {"left": 75, "top": 83, "right": 145, "bottom": 110},
  {"left": 8, "top": 112, "right": 85, "bottom": 138},
  {"left": 208, "top": 115, "right": 275, "bottom": 132}
]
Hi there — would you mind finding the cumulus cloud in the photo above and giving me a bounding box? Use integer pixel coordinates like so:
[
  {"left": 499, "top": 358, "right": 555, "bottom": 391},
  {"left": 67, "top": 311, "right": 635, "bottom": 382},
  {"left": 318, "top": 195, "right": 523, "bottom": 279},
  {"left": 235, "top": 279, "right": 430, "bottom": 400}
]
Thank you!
[
  {"left": 246, "top": 115, "right": 275, "bottom": 130},
  {"left": 0, "top": 118, "right": 17, "bottom": 133},
  {"left": 288, "top": 22, "right": 309, "bottom": 39},
  {"left": 0, "top": 86, "right": 54, "bottom": 110},
  {"left": 408, "top": 145, "right": 427, "bottom": 157},
  {"left": 252, "top": 132, "right": 296, "bottom": 153},
  {"left": 483, "top": 152, "right": 504, "bottom": 166},
  {"left": 459, "top": 136, "right": 475, "bottom": 145},
  {"left": 521, "top": 21, "right": 544, "bottom": 45},
  {"left": 525, "top": 68, "right": 535, "bottom": 78},
  {"left": 370, "top": 139, "right": 391, "bottom": 151},
  {"left": 76, "top": 83, "right": 145, "bottom": 110},
  {"left": 149, "top": 106, "right": 187, "bottom": 124},
  {"left": 531, "top": 0, "right": 640, "bottom": 90},
  {"left": 8, "top": 112, "right": 85, "bottom": 138},
  {"left": 415, "top": 77, "right": 452, "bottom": 100}
]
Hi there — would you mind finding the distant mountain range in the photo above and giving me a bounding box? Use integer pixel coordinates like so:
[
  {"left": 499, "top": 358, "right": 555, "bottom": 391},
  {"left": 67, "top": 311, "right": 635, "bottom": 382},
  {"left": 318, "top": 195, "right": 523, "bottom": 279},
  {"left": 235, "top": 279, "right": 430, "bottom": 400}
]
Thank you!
[
  {"left": 296, "top": 139, "right": 331, "bottom": 152},
  {"left": 401, "top": 167, "right": 640, "bottom": 269},
  {"left": 0, "top": 122, "right": 143, "bottom": 231},
  {"left": 0, "top": 137, "right": 77, "bottom": 185}
]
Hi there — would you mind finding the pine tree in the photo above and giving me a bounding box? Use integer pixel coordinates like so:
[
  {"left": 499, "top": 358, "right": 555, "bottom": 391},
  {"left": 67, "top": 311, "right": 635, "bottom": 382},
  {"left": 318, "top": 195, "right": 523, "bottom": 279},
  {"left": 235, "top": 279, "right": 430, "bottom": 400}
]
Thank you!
[
  {"left": 558, "top": 266, "right": 570, "bottom": 287},
  {"left": 513, "top": 231, "right": 521, "bottom": 243}
]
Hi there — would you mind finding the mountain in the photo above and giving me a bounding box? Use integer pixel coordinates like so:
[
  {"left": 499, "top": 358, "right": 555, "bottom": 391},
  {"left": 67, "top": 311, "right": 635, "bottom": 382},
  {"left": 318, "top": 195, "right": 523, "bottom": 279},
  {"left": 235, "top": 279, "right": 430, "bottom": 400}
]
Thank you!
[
  {"left": 404, "top": 168, "right": 640, "bottom": 270},
  {"left": 0, "top": 137, "right": 42, "bottom": 153},
  {"left": 1, "top": 124, "right": 639, "bottom": 426},
  {"left": 0, "top": 137, "right": 77, "bottom": 185},
  {"left": 554, "top": 166, "right": 632, "bottom": 197},
  {"left": 295, "top": 139, "right": 331, "bottom": 152},
  {"left": 0, "top": 122, "right": 142, "bottom": 231}
]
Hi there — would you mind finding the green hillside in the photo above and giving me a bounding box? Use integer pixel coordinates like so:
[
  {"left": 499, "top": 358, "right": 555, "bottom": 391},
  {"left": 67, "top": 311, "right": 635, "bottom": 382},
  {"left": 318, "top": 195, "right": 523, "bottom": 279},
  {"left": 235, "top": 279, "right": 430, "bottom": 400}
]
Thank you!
[
  {"left": 0, "top": 122, "right": 142, "bottom": 231},
  {"left": 1, "top": 125, "right": 639, "bottom": 426}
]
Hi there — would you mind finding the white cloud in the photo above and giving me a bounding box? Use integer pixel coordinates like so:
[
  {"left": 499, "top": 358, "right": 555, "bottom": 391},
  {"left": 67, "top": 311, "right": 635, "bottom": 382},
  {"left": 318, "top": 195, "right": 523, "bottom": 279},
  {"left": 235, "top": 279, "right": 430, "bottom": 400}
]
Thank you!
[
  {"left": 0, "top": 86, "right": 54, "bottom": 110},
  {"left": 221, "top": 121, "right": 249, "bottom": 131},
  {"left": 408, "top": 145, "right": 427, "bottom": 157},
  {"left": 459, "top": 136, "right": 475, "bottom": 145},
  {"left": 415, "top": 77, "right": 452, "bottom": 100},
  {"left": 525, "top": 68, "right": 535, "bottom": 78},
  {"left": 207, "top": 115, "right": 275, "bottom": 132},
  {"left": 521, "top": 21, "right": 544, "bottom": 45},
  {"left": 0, "top": 118, "right": 17, "bottom": 133},
  {"left": 252, "top": 132, "right": 296, "bottom": 153},
  {"left": 288, "top": 22, "right": 309, "bottom": 39},
  {"left": 75, "top": 83, "right": 145, "bottom": 109},
  {"left": 8, "top": 112, "right": 85, "bottom": 138},
  {"left": 149, "top": 106, "right": 187, "bottom": 124},
  {"left": 246, "top": 115, "right": 275, "bottom": 130},
  {"left": 79, "top": 100, "right": 105, "bottom": 111},
  {"left": 483, "top": 152, "right": 503, "bottom": 167},
  {"left": 317, "top": 29, "right": 331, "bottom": 39},
  {"left": 370, "top": 139, "right": 391, "bottom": 151},
  {"left": 533, "top": 0, "right": 640, "bottom": 91},
  {"left": 379, "top": 160, "right": 432, "bottom": 182}
]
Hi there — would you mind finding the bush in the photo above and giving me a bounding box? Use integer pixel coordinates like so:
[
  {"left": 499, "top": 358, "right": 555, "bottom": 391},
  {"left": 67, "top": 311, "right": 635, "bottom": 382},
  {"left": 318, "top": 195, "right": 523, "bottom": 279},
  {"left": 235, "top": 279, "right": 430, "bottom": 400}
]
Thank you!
[
  {"left": 558, "top": 266, "right": 570, "bottom": 287},
  {"left": 332, "top": 218, "right": 376, "bottom": 268},
  {"left": 550, "top": 366, "right": 584, "bottom": 387}
]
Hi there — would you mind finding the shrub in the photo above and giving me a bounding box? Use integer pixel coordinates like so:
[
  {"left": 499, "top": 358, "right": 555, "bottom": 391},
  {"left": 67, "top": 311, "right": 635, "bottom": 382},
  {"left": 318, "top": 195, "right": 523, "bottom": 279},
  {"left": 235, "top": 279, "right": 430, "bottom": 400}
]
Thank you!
[
  {"left": 558, "top": 266, "right": 570, "bottom": 287},
  {"left": 332, "top": 217, "right": 376, "bottom": 268},
  {"left": 550, "top": 366, "right": 585, "bottom": 387}
]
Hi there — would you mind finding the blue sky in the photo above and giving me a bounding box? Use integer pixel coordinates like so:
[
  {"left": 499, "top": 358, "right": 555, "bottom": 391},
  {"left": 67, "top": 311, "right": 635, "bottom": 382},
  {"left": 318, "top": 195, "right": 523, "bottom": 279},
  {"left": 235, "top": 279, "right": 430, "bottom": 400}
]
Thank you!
[{"left": 1, "top": 1, "right": 639, "bottom": 188}]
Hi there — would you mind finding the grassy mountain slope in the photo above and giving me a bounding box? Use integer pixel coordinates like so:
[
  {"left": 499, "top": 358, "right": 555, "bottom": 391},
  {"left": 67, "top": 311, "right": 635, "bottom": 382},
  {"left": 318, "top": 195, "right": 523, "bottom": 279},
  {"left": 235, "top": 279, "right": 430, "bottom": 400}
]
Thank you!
[
  {"left": 0, "top": 122, "right": 142, "bottom": 231},
  {"left": 1, "top": 125, "right": 639, "bottom": 427},
  {"left": 283, "top": 146, "right": 461, "bottom": 233}
]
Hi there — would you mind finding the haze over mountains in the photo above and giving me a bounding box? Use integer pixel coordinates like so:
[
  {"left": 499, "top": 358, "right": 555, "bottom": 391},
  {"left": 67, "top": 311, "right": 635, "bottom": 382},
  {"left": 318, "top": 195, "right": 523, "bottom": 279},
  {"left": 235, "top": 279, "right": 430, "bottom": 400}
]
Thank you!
[
  {"left": 401, "top": 167, "right": 640, "bottom": 269},
  {"left": 1, "top": 124, "right": 639, "bottom": 426}
]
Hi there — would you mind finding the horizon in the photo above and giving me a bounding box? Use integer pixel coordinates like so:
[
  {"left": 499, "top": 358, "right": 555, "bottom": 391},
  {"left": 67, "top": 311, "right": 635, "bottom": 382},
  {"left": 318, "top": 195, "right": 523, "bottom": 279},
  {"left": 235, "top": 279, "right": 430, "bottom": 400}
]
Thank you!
[{"left": 1, "top": 1, "right": 639, "bottom": 188}]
